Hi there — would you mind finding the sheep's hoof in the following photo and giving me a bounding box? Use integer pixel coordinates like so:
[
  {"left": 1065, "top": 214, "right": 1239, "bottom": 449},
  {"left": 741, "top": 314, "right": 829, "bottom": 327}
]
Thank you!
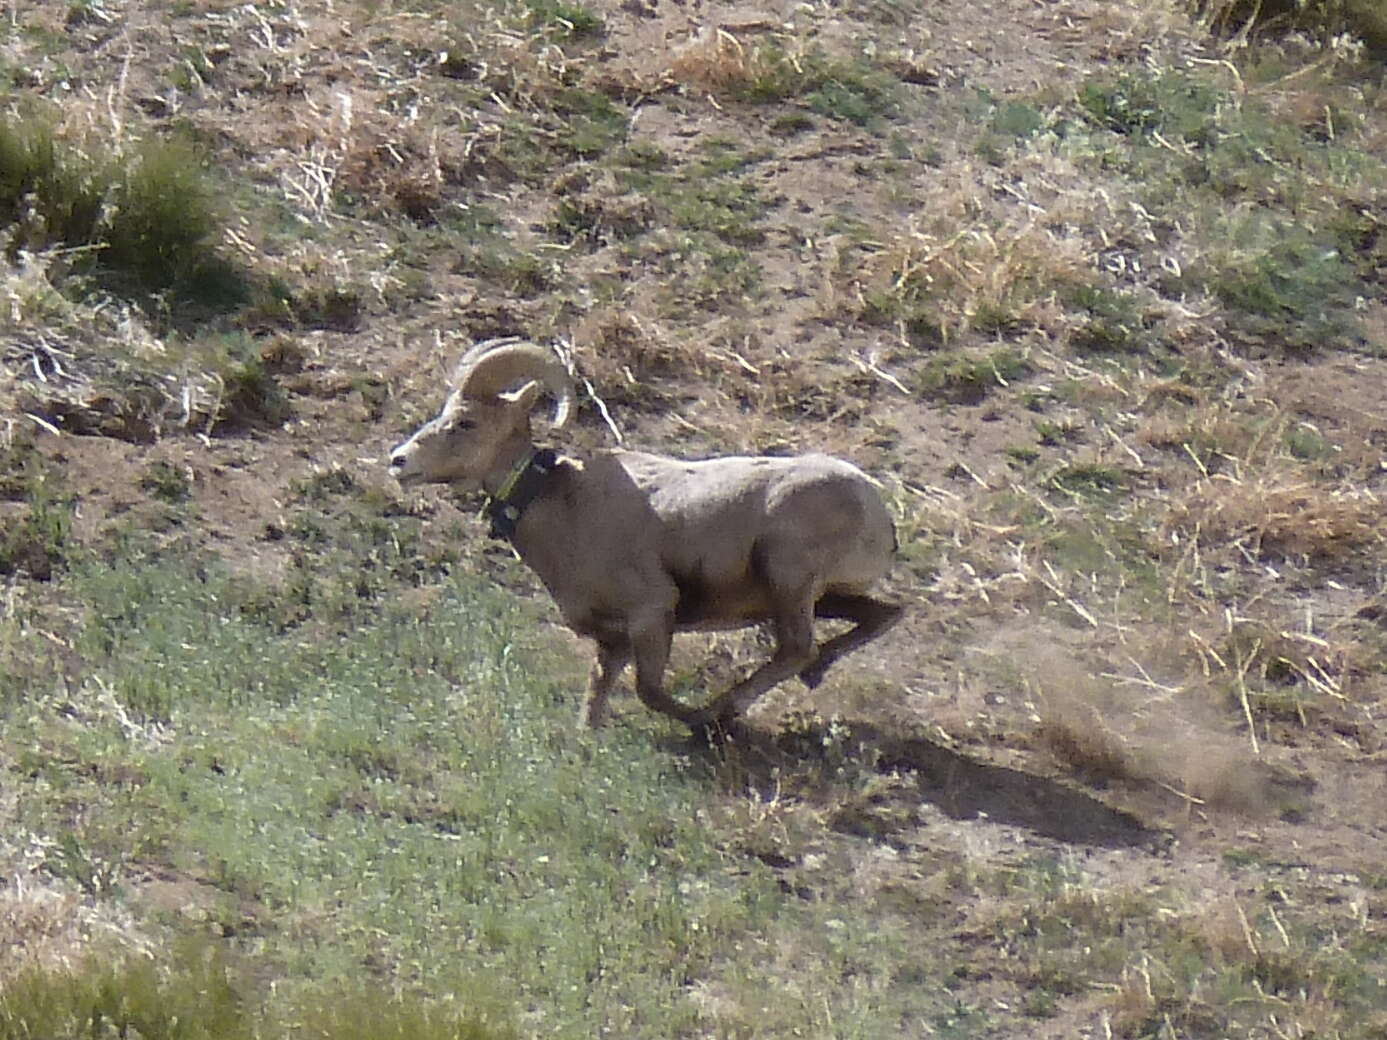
[
  {"left": 687, "top": 714, "right": 743, "bottom": 747},
  {"left": 683, "top": 702, "right": 738, "bottom": 734},
  {"left": 681, "top": 708, "right": 717, "bottom": 730},
  {"left": 799, "top": 663, "right": 827, "bottom": 689}
]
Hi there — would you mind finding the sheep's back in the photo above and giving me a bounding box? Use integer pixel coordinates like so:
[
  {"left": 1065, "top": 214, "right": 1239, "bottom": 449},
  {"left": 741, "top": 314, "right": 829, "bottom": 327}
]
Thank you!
[{"left": 614, "top": 451, "right": 894, "bottom": 594}]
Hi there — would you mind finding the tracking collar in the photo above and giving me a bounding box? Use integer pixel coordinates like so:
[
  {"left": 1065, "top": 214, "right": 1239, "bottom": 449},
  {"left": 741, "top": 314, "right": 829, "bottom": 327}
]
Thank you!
[{"left": 486, "top": 448, "right": 558, "bottom": 540}]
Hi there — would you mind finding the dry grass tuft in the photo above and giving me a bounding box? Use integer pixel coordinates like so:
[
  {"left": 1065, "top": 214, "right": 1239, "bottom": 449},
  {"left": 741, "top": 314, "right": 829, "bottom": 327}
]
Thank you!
[
  {"left": 872, "top": 219, "right": 1088, "bottom": 340},
  {"left": 1166, "top": 472, "right": 1385, "bottom": 562},
  {"left": 1134, "top": 398, "right": 1275, "bottom": 461},
  {"left": 334, "top": 109, "right": 449, "bottom": 224},
  {"left": 1187, "top": 606, "right": 1373, "bottom": 724},
  {"left": 1143, "top": 396, "right": 1387, "bottom": 575},
  {"left": 0, "top": 884, "right": 87, "bottom": 982},
  {"left": 0, "top": 802, "right": 143, "bottom": 985},
  {"left": 667, "top": 28, "right": 762, "bottom": 96},
  {"left": 815, "top": 160, "right": 1100, "bottom": 348},
  {"left": 572, "top": 304, "right": 682, "bottom": 385}
]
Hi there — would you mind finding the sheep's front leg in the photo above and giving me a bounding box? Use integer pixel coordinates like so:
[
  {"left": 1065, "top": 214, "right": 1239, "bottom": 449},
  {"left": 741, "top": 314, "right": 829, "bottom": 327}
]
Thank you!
[
  {"left": 694, "top": 600, "right": 817, "bottom": 725},
  {"left": 629, "top": 610, "right": 706, "bottom": 727},
  {"left": 580, "top": 639, "right": 629, "bottom": 728}
]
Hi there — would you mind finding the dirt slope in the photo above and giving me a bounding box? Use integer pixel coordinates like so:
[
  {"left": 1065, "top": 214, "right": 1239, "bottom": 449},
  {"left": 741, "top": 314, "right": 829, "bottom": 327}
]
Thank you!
[{"left": 4, "top": 0, "right": 1387, "bottom": 1033}]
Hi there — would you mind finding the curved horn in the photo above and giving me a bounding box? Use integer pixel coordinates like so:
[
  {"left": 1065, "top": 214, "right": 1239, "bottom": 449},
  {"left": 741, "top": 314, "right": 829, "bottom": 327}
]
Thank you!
[
  {"left": 450, "top": 336, "right": 524, "bottom": 385},
  {"left": 454, "top": 339, "right": 574, "bottom": 429}
]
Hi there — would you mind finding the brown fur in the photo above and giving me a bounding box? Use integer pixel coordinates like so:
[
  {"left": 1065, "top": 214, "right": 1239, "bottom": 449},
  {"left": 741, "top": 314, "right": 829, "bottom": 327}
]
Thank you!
[{"left": 389, "top": 342, "right": 903, "bottom": 729}]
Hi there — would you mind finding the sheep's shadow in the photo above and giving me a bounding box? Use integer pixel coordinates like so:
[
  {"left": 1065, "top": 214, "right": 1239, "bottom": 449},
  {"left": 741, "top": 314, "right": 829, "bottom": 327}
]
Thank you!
[{"left": 674, "top": 717, "right": 1166, "bottom": 852}]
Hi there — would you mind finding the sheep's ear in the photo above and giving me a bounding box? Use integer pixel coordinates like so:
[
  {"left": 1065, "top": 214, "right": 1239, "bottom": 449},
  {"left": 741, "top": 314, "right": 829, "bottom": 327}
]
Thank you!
[{"left": 498, "top": 380, "right": 542, "bottom": 413}]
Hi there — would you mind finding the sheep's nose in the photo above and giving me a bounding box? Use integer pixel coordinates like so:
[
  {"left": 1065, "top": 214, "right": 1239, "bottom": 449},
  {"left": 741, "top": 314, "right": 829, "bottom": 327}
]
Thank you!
[{"left": 388, "top": 452, "right": 406, "bottom": 472}]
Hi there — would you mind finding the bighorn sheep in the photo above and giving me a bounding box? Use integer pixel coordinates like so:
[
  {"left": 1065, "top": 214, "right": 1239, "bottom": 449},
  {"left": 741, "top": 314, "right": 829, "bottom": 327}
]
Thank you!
[{"left": 388, "top": 338, "right": 902, "bottom": 729}]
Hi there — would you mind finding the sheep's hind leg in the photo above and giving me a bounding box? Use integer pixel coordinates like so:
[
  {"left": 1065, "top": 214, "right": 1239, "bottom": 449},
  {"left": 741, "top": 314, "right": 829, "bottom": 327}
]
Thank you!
[
  {"left": 580, "top": 639, "right": 629, "bottom": 728},
  {"left": 693, "top": 599, "right": 817, "bottom": 726},
  {"left": 799, "top": 593, "right": 903, "bottom": 689}
]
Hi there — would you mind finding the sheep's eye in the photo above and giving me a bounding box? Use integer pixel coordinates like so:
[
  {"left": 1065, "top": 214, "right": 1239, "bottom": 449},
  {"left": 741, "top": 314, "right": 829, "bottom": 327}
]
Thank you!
[{"left": 451, "top": 418, "right": 476, "bottom": 432}]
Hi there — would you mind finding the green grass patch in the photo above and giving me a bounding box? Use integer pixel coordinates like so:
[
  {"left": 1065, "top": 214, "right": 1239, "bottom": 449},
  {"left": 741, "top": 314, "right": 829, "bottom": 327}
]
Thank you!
[
  {"left": 915, "top": 348, "right": 1031, "bottom": 404},
  {"left": 552, "top": 87, "right": 626, "bottom": 158},
  {"left": 618, "top": 145, "right": 770, "bottom": 248},
  {"left": 1062, "top": 66, "right": 1384, "bottom": 356},
  {"left": 1065, "top": 284, "right": 1154, "bottom": 357},
  {"left": 522, "top": 0, "right": 604, "bottom": 38},
  {"left": 446, "top": 203, "right": 558, "bottom": 294},
  {"left": 2, "top": 548, "right": 770, "bottom": 1033},
  {"left": 0, "top": 515, "right": 1050, "bottom": 1036},
  {"left": 6, "top": 514, "right": 1003, "bottom": 1036},
  {"left": 729, "top": 47, "right": 900, "bottom": 127},
  {"left": 1050, "top": 462, "right": 1126, "bottom": 500},
  {"left": 966, "top": 89, "right": 1049, "bottom": 164},
  {"left": 1076, "top": 71, "right": 1223, "bottom": 144},
  {"left": 140, "top": 461, "right": 193, "bottom": 505},
  {"left": 0, "top": 940, "right": 515, "bottom": 1040},
  {"left": 1200, "top": 216, "right": 1360, "bottom": 354}
]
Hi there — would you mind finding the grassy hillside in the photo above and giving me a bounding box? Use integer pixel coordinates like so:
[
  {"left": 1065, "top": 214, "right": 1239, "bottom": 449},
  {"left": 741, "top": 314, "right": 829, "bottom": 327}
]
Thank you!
[{"left": 2, "top": 0, "right": 1387, "bottom": 1036}]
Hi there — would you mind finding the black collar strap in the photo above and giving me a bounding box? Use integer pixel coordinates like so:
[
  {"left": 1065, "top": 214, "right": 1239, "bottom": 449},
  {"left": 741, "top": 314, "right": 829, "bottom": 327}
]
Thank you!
[{"left": 486, "top": 448, "right": 558, "bottom": 540}]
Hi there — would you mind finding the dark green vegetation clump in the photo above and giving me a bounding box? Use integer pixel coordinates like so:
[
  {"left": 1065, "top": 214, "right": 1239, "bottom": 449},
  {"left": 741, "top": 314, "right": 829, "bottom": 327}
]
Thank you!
[{"left": 0, "top": 113, "right": 241, "bottom": 312}]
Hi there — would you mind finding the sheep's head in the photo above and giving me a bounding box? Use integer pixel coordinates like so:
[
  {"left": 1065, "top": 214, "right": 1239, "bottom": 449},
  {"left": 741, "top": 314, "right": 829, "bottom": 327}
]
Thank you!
[{"left": 388, "top": 338, "right": 573, "bottom": 488}]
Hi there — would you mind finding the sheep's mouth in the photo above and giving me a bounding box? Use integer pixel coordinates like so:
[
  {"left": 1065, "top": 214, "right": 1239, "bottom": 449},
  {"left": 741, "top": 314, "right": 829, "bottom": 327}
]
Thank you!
[{"left": 387, "top": 456, "right": 423, "bottom": 485}]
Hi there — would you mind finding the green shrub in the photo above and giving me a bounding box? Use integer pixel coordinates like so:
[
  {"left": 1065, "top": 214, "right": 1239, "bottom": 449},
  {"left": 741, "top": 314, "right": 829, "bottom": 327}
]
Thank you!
[
  {"left": 141, "top": 461, "right": 194, "bottom": 505},
  {"left": 102, "top": 137, "right": 220, "bottom": 293},
  {"left": 0, "top": 478, "right": 73, "bottom": 581},
  {"left": 0, "top": 112, "right": 239, "bottom": 311},
  {"left": 0, "top": 114, "right": 104, "bottom": 251}
]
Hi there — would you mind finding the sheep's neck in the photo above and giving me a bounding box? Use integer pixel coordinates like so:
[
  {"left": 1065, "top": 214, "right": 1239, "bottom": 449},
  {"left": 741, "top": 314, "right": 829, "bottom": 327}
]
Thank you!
[
  {"left": 480, "top": 435, "right": 539, "bottom": 497},
  {"left": 485, "top": 446, "right": 558, "bottom": 541},
  {"left": 490, "top": 448, "right": 538, "bottom": 501}
]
